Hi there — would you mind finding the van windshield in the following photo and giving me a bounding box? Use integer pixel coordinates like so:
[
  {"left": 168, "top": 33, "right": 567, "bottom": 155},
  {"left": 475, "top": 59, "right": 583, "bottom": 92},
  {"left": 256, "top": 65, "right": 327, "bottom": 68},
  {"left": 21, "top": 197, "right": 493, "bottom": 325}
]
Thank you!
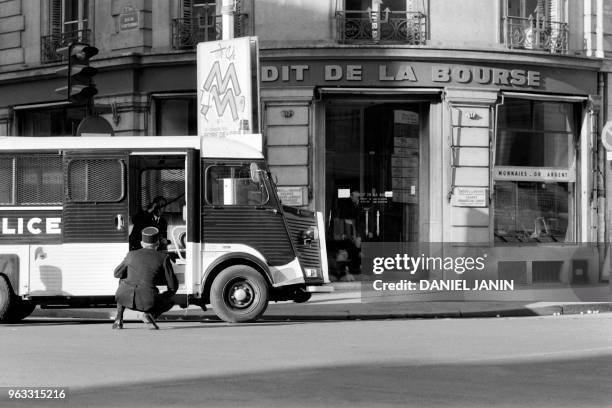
[{"left": 206, "top": 164, "right": 269, "bottom": 206}]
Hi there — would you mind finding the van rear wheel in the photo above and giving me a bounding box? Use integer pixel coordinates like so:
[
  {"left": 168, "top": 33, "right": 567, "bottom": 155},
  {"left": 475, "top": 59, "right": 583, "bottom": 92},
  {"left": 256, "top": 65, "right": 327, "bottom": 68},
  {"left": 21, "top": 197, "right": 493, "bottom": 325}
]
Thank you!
[
  {"left": 210, "top": 265, "right": 269, "bottom": 323},
  {"left": 0, "top": 277, "right": 12, "bottom": 321},
  {"left": 9, "top": 302, "right": 36, "bottom": 322},
  {"left": 0, "top": 277, "right": 35, "bottom": 323}
]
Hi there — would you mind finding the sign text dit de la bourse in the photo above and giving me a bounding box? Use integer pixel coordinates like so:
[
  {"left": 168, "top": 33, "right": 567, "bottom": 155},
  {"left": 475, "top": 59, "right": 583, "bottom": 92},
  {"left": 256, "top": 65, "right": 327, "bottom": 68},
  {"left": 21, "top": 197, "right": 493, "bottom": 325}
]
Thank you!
[{"left": 261, "top": 63, "right": 541, "bottom": 88}]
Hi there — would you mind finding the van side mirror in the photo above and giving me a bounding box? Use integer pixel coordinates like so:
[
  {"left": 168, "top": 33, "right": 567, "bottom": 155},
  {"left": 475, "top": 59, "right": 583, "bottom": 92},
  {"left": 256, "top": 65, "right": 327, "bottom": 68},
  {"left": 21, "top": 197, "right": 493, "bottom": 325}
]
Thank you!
[{"left": 250, "top": 162, "right": 261, "bottom": 183}]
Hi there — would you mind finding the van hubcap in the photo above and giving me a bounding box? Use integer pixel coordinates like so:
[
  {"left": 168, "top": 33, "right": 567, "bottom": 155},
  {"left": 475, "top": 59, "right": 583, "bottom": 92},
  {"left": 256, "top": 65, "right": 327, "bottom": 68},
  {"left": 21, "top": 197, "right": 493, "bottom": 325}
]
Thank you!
[{"left": 227, "top": 281, "right": 254, "bottom": 309}]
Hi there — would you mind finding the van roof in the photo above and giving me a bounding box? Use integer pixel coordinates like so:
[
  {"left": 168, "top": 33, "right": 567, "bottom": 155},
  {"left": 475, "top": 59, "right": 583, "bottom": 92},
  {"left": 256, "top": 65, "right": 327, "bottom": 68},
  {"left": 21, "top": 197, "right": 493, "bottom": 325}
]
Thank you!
[{"left": 0, "top": 135, "right": 264, "bottom": 159}]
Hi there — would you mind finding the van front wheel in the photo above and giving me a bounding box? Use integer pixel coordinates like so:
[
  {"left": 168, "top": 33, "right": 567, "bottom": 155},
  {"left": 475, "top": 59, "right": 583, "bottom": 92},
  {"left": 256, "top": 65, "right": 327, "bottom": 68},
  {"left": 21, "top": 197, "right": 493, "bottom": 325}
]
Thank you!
[{"left": 210, "top": 265, "right": 269, "bottom": 323}]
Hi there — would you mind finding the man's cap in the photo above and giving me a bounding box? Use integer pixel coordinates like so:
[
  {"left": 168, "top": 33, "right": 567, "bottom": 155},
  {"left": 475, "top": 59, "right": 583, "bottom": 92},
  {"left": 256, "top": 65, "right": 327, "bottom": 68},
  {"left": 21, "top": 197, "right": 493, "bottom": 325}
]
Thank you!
[{"left": 141, "top": 226, "right": 159, "bottom": 244}]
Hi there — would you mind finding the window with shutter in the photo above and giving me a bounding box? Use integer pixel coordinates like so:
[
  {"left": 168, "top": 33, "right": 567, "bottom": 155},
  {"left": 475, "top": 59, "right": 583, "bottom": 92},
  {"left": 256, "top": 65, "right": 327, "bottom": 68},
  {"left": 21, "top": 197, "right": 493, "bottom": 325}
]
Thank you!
[
  {"left": 50, "top": 0, "right": 62, "bottom": 36},
  {"left": 234, "top": 0, "right": 242, "bottom": 36},
  {"left": 62, "top": 0, "right": 88, "bottom": 36},
  {"left": 43, "top": 0, "right": 90, "bottom": 63},
  {"left": 183, "top": 0, "right": 193, "bottom": 19}
]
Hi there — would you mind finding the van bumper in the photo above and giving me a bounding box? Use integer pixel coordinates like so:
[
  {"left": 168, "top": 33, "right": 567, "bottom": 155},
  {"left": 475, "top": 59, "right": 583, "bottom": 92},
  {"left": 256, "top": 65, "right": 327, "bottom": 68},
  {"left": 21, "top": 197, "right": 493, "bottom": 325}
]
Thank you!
[{"left": 305, "top": 285, "right": 334, "bottom": 293}]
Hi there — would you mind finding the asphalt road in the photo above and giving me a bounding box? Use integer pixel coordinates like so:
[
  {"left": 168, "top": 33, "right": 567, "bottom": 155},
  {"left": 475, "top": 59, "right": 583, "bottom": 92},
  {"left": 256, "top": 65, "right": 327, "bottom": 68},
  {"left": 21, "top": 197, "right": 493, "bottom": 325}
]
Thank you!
[{"left": 1, "top": 314, "right": 611, "bottom": 408}]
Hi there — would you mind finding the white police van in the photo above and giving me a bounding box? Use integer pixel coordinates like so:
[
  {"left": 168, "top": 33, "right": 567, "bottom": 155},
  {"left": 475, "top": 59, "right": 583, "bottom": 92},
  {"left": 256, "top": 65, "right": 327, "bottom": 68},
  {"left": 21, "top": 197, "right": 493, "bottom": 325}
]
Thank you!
[{"left": 0, "top": 135, "right": 329, "bottom": 323}]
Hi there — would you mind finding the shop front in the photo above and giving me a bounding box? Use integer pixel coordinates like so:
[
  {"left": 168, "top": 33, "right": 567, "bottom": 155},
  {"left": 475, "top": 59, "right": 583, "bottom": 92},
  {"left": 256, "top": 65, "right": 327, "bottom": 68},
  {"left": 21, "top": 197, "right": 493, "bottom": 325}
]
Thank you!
[{"left": 260, "top": 52, "right": 602, "bottom": 284}]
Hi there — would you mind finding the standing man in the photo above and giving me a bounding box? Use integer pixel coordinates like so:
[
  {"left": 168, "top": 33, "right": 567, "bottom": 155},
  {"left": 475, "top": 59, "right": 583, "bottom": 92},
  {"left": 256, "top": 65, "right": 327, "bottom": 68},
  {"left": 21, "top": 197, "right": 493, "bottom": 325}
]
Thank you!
[
  {"left": 336, "top": 190, "right": 367, "bottom": 277},
  {"left": 129, "top": 196, "right": 169, "bottom": 251},
  {"left": 113, "top": 227, "right": 178, "bottom": 330}
]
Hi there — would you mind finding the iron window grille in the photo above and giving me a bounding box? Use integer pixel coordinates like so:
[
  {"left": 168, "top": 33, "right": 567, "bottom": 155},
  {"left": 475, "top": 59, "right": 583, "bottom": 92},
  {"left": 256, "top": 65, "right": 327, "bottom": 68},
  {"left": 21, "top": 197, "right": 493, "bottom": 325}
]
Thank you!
[
  {"left": 502, "top": 14, "right": 568, "bottom": 53},
  {"left": 335, "top": 10, "right": 426, "bottom": 44},
  {"left": 41, "top": 29, "right": 91, "bottom": 64}
]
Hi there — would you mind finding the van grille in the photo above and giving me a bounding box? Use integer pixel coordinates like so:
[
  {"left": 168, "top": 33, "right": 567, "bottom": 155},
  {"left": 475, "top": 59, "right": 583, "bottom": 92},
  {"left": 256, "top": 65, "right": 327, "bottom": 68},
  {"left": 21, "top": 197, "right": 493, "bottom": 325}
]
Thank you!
[{"left": 283, "top": 207, "right": 322, "bottom": 270}]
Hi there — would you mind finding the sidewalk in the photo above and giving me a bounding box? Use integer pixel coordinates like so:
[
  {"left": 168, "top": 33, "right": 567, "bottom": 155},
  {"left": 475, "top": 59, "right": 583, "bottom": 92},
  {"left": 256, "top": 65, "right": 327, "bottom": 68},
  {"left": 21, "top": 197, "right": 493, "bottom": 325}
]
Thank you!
[{"left": 30, "top": 282, "right": 612, "bottom": 322}]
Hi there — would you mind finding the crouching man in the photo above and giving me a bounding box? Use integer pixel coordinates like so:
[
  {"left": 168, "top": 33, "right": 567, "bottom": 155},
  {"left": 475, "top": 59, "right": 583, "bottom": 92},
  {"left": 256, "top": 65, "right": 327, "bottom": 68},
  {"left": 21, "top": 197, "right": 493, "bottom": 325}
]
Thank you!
[{"left": 112, "top": 226, "right": 179, "bottom": 330}]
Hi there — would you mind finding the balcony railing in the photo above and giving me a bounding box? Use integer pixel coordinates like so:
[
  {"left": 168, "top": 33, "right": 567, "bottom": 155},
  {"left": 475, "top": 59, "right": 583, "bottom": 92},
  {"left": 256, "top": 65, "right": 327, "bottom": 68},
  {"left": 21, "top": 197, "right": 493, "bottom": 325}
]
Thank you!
[
  {"left": 503, "top": 15, "right": 569, "bottom": 54},
  {"left": 336, "top": 10, "right": 426, "bottom": 44},
  {"left": 172, "top": 14, "right": 248, "bottom": 49},
  {"left": 41, "top": 29, "right": 91, "bottom": 64}
]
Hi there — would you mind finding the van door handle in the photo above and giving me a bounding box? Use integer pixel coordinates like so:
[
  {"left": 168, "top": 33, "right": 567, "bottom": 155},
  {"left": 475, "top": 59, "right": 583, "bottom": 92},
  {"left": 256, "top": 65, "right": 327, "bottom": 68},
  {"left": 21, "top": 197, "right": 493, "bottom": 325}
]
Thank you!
[
  {"left": 115, "top": 214, "right": 126, "bottom": 231},
  {"left": 255, "top": 207, "right": 278, "bottom": 214}
]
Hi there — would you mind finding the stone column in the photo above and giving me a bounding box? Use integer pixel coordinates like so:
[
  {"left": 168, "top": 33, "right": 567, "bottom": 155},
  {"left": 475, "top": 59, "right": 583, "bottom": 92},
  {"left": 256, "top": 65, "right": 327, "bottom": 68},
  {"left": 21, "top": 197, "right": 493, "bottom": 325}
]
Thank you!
[{"left": 444, "top": 88, "right": 499, "bottom": 244}]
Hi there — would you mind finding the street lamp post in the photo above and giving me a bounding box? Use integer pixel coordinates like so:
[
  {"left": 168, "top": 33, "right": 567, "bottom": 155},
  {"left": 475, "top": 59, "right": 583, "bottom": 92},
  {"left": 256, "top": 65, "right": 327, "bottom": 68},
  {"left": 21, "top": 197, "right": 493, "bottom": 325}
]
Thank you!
[{"left": 222, "top": 0, "right": 234, "bottom": 40}]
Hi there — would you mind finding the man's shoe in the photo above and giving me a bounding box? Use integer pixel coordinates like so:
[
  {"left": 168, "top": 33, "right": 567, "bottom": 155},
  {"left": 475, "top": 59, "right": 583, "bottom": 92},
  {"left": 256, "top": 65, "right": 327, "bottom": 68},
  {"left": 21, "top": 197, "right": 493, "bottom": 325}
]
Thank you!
[
  {"left": 112, "top": 320, "right": 123, "bottom": 330},
  {"left": 141, "top": 313, "right": 159, "bottom": 330}
]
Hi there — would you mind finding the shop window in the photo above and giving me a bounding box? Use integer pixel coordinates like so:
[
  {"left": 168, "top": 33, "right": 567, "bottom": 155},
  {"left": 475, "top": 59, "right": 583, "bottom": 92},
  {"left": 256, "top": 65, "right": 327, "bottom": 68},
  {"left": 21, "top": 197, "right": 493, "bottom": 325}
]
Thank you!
[
  {"left": 17, "top": 106, "right": 87, "bottom": 136},
  {"left": 67, "top": 159, "right": 125, "bottom": 202},
  {"left": 155, "top": 97, "right": 197, "bottom": 136},
  {"left": 0, "top": 155, "right": 63, "bottom": 206},
  {"left": 494, "top": 99, "right": 577, "bottom": 243},
  {"left": 205, "top": 164, "right": 268, "bottom": 206},
  {"left": 501, "top": 0, "right": 568, "bottom": 53}
]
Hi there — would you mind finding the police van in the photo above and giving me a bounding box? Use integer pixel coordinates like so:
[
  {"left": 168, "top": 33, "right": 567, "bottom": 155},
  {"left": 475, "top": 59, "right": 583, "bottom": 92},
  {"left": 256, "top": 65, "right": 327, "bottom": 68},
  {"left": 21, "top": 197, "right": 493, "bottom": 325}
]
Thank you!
[{"left": 0, "top": 135, "right": 330, "bottom": 323}]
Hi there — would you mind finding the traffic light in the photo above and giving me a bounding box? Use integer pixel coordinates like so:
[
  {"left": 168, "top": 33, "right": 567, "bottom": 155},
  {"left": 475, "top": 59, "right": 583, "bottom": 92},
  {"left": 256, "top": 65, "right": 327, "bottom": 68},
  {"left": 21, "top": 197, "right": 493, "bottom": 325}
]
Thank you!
[{"left": 54, "top": 43, "right": 98, "bottom": 104}]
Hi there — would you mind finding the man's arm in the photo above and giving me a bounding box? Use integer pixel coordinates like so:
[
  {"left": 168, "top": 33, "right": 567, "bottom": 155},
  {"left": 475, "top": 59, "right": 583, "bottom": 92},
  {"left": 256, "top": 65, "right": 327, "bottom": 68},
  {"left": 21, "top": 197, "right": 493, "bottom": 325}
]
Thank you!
[
  {"left": 163, "top": 256, "right": 178, "bottom": 294},
  {"left": 114, "top": 258, "right": 128, "bottom": 279}
]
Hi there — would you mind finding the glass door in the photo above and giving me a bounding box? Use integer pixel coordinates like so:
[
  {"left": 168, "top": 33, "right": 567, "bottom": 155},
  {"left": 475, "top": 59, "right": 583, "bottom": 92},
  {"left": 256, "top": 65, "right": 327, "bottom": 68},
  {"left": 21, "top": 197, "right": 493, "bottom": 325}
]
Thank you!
[{"left": 325, "top": 102, "right": 423, "bottom": 279}]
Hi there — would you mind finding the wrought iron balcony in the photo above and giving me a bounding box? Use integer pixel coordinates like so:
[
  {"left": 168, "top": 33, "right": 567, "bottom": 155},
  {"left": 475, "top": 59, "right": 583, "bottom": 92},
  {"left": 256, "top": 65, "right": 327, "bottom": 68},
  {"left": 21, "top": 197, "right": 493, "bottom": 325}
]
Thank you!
[
  {"left": 172, "top": 14, "right": 248, "bottom": 49},
  {"left": 41, "top": 29, "right": 91, "bottom": 63},
  {"left": 336, "top": 10, "right": 426, "bottom": 44},
  {"left": 503, "top": 15, "right": 569, "bottom": 54}
]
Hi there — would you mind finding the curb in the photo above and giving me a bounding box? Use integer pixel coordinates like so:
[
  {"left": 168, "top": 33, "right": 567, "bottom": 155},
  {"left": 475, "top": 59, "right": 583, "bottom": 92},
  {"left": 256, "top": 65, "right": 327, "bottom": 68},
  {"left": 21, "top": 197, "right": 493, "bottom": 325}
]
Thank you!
[{"left": 30, "top": 302, "right": 612, "bottom": 322}]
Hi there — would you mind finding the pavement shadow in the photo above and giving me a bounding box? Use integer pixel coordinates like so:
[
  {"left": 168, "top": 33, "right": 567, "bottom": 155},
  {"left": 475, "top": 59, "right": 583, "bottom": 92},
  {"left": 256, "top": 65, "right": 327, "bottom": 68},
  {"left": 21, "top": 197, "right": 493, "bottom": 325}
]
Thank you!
[{"left": 13, "top": 353, "right": 610, "bottom": 408}]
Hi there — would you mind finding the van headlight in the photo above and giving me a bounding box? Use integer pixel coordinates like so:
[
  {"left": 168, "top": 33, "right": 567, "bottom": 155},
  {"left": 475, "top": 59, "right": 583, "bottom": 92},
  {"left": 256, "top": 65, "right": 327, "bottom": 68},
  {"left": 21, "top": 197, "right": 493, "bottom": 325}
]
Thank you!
[
  {"left": 300, "top": 226, "right": 319, "bottom": 245},
  {"left": 304, "top": 268, "right": 321, "bottom": 278}
]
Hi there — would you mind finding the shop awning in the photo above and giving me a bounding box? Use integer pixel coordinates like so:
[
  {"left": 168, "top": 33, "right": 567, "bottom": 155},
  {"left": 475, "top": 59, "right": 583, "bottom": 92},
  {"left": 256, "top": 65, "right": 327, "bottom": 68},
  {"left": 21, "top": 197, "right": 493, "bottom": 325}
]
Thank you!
[
  {"left": 316, "top": 87, "right": 443, "bottom": 100},
  {"left": 500, "top": 92, "right": 588, "bottom": 103}
]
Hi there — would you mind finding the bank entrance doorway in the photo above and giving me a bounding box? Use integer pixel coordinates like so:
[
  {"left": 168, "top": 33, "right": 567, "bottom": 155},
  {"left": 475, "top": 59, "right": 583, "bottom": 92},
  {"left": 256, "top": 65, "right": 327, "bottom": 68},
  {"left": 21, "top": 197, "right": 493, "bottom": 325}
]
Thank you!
[{"left": 324, "top": 101, "right": 427, "bottom": 279}]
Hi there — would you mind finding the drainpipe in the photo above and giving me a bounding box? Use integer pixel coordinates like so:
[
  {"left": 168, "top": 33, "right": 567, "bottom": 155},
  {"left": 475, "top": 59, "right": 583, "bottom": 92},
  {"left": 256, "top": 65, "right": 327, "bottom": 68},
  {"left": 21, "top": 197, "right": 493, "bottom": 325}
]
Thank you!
[
  {"left": 596, "top": 0, "right": 604, "bottom": 58},
  {"left": 222, "top": 0, "right": 235, "bottom": 40},
  {"left": 599, "top": 72, "right": 610, "bottom": 281},
  {"left": 585, "top": 0, "right": 592, "bottom": 56}
]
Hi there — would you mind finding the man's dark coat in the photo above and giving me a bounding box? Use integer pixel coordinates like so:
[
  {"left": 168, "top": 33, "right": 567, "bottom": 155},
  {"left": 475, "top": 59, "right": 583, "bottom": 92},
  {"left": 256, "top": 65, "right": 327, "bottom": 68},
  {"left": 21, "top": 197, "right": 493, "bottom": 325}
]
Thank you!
[{"left": 114, "top": 248, "right": 178, "bottom": 312}]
